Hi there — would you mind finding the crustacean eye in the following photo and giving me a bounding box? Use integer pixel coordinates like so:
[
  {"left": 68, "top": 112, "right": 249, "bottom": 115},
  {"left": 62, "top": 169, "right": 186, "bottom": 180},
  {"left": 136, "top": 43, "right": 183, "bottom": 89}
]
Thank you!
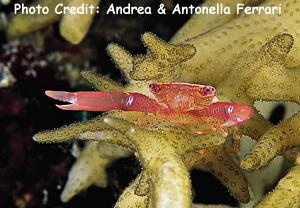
[
  {"left": 148, "top": 83, "right": 160, "bottom": 93},
  {"left": 200, "top": 86, "right": 216, "bottom": 95}
]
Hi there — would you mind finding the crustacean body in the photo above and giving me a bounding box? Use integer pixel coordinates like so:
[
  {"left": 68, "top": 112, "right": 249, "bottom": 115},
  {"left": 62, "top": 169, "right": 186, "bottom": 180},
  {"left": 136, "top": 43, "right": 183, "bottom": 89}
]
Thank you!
[
  {"left": 45, "top": 82, "right": 253, "bottom": 152},
  {"left": 46, "top": 83, "right": 217, "bottom": 113}
]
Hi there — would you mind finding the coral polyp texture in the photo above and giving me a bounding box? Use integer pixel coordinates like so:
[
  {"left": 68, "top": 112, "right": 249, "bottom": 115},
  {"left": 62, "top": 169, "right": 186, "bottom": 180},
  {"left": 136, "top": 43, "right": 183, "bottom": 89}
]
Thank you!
[{"left": 32, "top": 0, "right": 300, "bottom": 207}]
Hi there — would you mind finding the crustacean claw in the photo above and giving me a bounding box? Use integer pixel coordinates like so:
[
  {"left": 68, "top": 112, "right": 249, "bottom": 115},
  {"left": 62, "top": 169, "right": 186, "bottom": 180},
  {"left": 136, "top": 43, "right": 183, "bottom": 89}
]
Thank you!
[
  {"left": 45, "top": 91, "right": 80, "bottom": 110},
  {"left": 45, "top": 90, "right": 164, "bottom": 112},
  {"left": 45, "top": 90, "right": 123, "bottom": 111},
  {"left": 45, "top": 91, "right": 76, "bottom": 103}
]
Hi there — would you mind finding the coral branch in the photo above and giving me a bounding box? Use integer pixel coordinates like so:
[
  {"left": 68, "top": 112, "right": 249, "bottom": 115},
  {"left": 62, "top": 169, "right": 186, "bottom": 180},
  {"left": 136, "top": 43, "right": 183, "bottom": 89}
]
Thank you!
[
  {"left": 171, "top": 0, "right": 263, "bottom": 43},
  {"left": 185, "top": 146, "right": 250, "bottom": 203},
  {"left": 149, "top": 155, "right": 191, "bottom": 208},
  {"left": 248, "top": 65, "right": 300, "bottom": 104},
  {"left": 61, "top": 141, "right": 130, "bottom": 202},
  {"left": 106, "top": 43, "right": 134, "bottom": 79},
  {"left": 60, "top": 0, "right": 101, "bottom": 44},
  {"left": 157, "top": 125, "right": 226, "bottom": 154},
  {"left": 8, "top": 0, "right": 101, "bottom": 44},
  {"left": 247, "top": 34, "right": 300, "bottom": 103},
  {"left": 81, "top": 71, "right": 123, "bottom": 91},
  {"left": 102, "top": 117, "right": 204, "bottom": 207},
  {"left": 134, "top": 170, "right": 150, "bottom": 196},
  {"left": 141, "top": 32, "right": 196, "bottom": 63},
  {"left": 8, "top": 0, "right": 69, "bottom": 37},
  {"left": 284, "top": 147, "right": 300, "bottom": 165},
  {"left": 114, "top": 171, "right": 149, "bottom": 208},
  {"left": 130, "top": 32, "right": 195, "bottom": 82},
  {"left": 32, "top": 6, "right": 300, "bottom": 205},
  {"left": 239, "top": 110, "right": 272, "bottom": 140},
  {"left": 255, "top": 165, "right": 300, "bottom": 208},
  {"left": 33, "top": 116, "right": 111, "bottom": 143},
  {"left": 241, "top": 113, "right": 300, "bottom": 170},
  {"left": 175, "top": 1, "right": 300, "bottom": 84},
  {"left": 259, "top": 33, "right": 294, "bottom": 65}
]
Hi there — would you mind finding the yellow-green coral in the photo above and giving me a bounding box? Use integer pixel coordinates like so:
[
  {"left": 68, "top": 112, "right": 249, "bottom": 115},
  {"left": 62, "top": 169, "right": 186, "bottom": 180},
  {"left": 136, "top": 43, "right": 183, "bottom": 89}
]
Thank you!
[
  {"left": 32, "top": 0, "right": 300, "bottom": 207},
  {"left": 114, "top": 171, "right": 149, "bottom": 208},
  {"left": 8, "top": 0, "right": 68, "bottom": 37},
  {"left": 61, "top": 141, "right": 130, "bottom": 202},
  {"left": 8, "top": 0, "right": 100, "bottom": 44},
  {"left": 130, "top": 32, "right": 196, "bottom": 82},
  {"left": 34, "top": 69, "right": 229, "bottom": 206},
  {"left": 171, "top": 0, "right": 263, "bottom": 42},
  {"left": 241, "top": 112, "right": 300, "bottom": 170},
  {"left": 59, "top": 0, "right": 100, "bottom": 44},
  {"left": 256, "top": 165, "right": 300, "bottom": 208},
  {"left": 36, "top": 111, "right": 226, "bottom": 206},
  {"left": 173, "top": 1, "right": 300, "bottom": 84},
  {"left": 184, "top": 146, "right": 250, "bottom": 203}
]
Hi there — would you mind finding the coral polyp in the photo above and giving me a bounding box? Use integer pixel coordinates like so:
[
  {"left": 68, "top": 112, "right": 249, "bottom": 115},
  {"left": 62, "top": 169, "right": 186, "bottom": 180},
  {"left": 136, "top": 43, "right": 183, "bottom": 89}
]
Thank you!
[{"left": 32, "top": 0, "right": 300, "bottom": 207}]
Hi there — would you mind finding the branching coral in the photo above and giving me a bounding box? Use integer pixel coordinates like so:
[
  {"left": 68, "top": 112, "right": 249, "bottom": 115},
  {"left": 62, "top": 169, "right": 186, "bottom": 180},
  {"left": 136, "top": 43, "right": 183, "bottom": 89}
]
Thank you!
[
  {"left": 171, "top": 0, "right": 264, "bottom": 42},
  {"left": 34, "top": 105, "right": 226, "bottom": 207},
  {"left": 33, "top": 29, "right": 252, "bottom": 204},
  {"left": 32, "top": 0, "right": 300, "bottom": 207},
  {"left": 256, "top": 165, "right": 300, "bottom": 207},
  {"left": 60, "top": 141, "right": 130, "bottom": 202},
  {"left": 8, "top": 0, "right": 100, "bottom": 44},
  {"left": 241, "top": 112, "right": 300, "bottom": 170},
  {"left": 173, "top": 0, "right": 300, "bottom": 95},
  {"left": 32, "top": 35, "right": 248, "bottom": 206}
]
